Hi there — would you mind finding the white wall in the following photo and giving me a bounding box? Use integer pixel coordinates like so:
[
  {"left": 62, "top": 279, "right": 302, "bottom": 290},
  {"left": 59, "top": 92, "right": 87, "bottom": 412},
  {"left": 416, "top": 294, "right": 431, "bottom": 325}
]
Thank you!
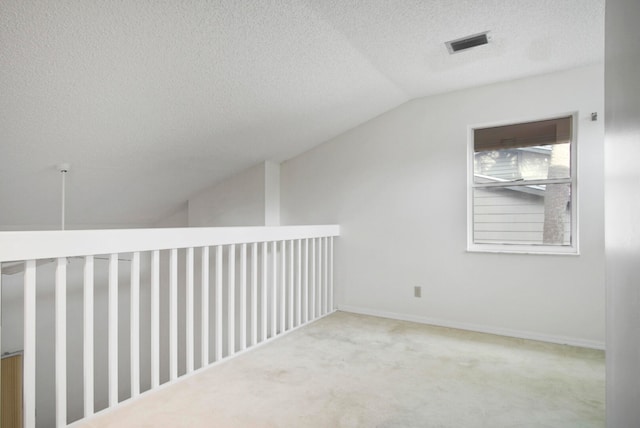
[
  {"left": 188, "top": 162, "right": 267, "bottom": 227},
  {"left": 153, "top": 203, "right": 188, "bottom": 228},
  {"left": 281, "top": 64, "right": 605, "bottom": 347},
  {"left": 604, "top": 0, "right": 640, "bottom": 425},
  {"left": 264, "top": 161, "right": 281, "bottom": 226}
]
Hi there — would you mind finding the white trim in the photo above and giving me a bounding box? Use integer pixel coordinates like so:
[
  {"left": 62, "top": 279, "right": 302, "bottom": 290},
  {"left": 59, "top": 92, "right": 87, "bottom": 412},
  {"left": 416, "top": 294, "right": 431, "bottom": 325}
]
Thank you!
[
  {"left": 338, "top": 305, "right": 605, "bottom": 350},
  {"left": 467, "top": 112, "right": 579, "bottom": 255}
]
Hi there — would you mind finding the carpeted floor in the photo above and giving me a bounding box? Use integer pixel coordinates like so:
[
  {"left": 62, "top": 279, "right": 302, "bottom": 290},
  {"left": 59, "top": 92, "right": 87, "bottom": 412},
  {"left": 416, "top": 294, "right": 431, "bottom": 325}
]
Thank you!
[{"left": 78, "top": 311, "right": 605, "bottom": 428}]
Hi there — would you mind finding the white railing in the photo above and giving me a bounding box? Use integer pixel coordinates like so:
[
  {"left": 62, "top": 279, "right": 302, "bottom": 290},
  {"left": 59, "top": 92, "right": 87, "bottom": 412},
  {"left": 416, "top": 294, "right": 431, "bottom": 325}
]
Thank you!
[{"left": 0, "top": 225, "right": 339, "bottom": 427}]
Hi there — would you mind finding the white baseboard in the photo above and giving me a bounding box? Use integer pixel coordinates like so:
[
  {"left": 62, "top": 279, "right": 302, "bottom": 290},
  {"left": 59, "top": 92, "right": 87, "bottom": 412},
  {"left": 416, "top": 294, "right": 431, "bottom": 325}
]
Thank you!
[{"left": 337, "top": 305, "right": 605, "bottom": 350}]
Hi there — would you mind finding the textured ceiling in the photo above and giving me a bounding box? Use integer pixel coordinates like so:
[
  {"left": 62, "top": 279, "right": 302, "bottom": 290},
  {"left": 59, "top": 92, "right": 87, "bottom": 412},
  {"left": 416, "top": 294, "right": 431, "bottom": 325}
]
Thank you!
[{"left": 0, "top": 0, "right": 604, "bottom": 229}]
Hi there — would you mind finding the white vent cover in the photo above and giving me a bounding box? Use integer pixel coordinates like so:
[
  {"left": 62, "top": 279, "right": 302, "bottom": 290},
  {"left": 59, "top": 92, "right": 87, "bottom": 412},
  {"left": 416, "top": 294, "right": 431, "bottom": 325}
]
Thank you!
[{"left": 445, "top": 31, "right": 490, "bottom": 54}]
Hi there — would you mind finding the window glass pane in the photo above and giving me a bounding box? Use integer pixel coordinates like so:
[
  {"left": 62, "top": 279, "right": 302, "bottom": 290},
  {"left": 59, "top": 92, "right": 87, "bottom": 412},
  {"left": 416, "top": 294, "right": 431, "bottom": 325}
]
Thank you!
[
  {"left": 473, "top": 184, "right": 571, "bottom": 246},
  {"left": 474, "top": 142, "right": 570, "bottom": 183}
]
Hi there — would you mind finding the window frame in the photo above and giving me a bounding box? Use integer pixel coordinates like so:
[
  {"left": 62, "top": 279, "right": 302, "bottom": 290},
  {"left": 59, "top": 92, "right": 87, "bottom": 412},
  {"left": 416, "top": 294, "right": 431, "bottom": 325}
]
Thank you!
[{"left": 466, "top": 113, "right": 579, "bottom": 255}]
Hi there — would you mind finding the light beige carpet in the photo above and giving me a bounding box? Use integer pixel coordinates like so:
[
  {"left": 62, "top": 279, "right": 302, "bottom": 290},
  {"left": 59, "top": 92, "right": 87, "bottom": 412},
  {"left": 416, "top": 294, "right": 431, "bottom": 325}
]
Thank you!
[{"left": 78, "top": 311, "right": 605, "bottom": 428}]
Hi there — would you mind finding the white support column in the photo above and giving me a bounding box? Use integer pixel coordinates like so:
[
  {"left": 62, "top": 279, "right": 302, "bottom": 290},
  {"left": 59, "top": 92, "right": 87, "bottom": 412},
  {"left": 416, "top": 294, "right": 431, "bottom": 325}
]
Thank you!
[
  {"left": 288, "top": 240, "right": 294, "bottom": 329},
  {"left": 240, "top": 244, "right": 247, "bottom": 351},
  {"left": 304, "top": 239, "right": 309, "bottom": 323},
  {"left": 311, "top": 238, "right": 316, "bottom": 320},
  {"left": 130, "top": 252, "right": 140, "bottom": 398},
  {"left": 23, "top": 260, "right": 36, "bottom": 428},
  {"left": 201, "top": 247, "right": 210, "bottom": 367},
  {"left": 271, "top": 241, "right": 277, "bottom": 336},
  {"left": 250, "top": 243, "right": 258, "bottom": 346},
  {"left": 150, "top": 250, "right": 160, "bottom": 388},
  {"left": 215, "top": 246, "right": 223, "bottom": 360},
  {"left": 261, "top": 242, "right": 267, "bottom": 341},
  {"left": 186, "top": 247, "right": 194, "bottom": 373},
  {"left": 169, "top": 248, "right": 178, "bottom": 380},
  {"left": 227, "top": 244, "right": 236, "bottom": 356},
  {"left": 83, "top": 256, "right": 94, "bottom": 417},
  {"left": 108, "top": 253, "right": 118, "bottom": 407},
  {"left": 329, "top": 237, "right": 334, "bottom": 311},
  {"left": 280, "top": 240, "right": 286, "bottom": 332},
  {"left": 296, "top": 239, "right": 301, "bottom": 327},
  {"left": 55, "top": 257, "right": 67, "bottom": 428}
]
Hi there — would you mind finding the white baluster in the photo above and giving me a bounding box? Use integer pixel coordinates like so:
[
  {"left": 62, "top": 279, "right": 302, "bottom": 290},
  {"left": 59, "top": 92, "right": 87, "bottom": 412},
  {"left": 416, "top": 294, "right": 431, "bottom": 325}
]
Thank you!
[
  {"left": 228, "top": 244, "right": 236, "bottom": 356},
  {"left": 251, "top": 243, "right": 258, "bottom": 346},
  {"left": 130, "top": 252, "right": 140, "bottom": 397},
  {"left": 288, "top": 240, "right": 294, "bottom": 328},
  {"left": 318, "top": 239, "right": 323, "bottom": 316},
  {"left": 296, "top": 239, "right": 301, "bottom": 327},
  {"left": 151, "top": 250, "right": 160, "bottom": 388},
  {"left": 324, "top": 237, "right": 329, "bottom": 315},
  {"left": 261, "top": 242, "right": 267, "bottom": 341},
  {"left": 304, "top": 239, "right": 309, "bottom": 323},
  {"left": 56, "top": 257, "right": 67, "bottom": 427},
  {"left": 108, "top": 253, "right": 118, "bottom": 406},
  {"left": 201, "top": 247, "right": 210, "bottom": 367},
  {"left": 280, "top": 240, "right": 286, "bottom": 332},
  {"left": 311, "top": 238, "right": 316, "bottom": 320},
  {"left": 83, "top": 256, "right": 94, "bottom": 417},
  {"left": 169, "top": 249, "right": 178, "bottom": 380},
  {"left": 271, "top": 241, "right": 277, "bottom": 336},
  {"left": 215, "top": 246, "right": 223, "bottom": 360},
  {"left": 186, "top": 248, "right": 194, "bottom": 373},
  {"left": 329, "top": 237, "right": 334, "bottom": 311},
  {"left": 23, "top": 260, "right": 36, "bottom": 428},
  {"left": 240, "top": 244, "right": 247, "bottom": 351}
]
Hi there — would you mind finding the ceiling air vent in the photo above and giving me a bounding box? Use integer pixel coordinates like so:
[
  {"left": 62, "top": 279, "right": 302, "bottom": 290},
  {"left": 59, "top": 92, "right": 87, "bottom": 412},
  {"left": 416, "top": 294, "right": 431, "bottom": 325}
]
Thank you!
[{"left": 445, "top": 31, "right": 490, "bottom": 54}]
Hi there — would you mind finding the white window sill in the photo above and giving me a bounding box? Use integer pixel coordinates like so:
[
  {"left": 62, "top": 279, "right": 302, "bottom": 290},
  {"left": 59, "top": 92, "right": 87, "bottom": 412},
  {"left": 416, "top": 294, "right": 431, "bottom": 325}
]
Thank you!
[{"left": 466, "top": 245, "right": 579, "bottom": 256}]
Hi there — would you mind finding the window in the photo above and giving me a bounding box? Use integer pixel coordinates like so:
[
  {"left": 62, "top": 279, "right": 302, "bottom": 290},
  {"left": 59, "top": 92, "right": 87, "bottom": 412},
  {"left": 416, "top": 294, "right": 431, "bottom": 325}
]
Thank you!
[{"left": 468, "top": 115, "right": 577, "bottom": 254}]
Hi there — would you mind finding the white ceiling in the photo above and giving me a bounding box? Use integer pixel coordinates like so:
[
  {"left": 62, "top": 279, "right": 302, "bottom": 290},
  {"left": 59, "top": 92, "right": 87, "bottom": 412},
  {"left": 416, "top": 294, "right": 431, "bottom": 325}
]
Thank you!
[{"left": 0, "top": 0, "right": 604, "bottom": 229}]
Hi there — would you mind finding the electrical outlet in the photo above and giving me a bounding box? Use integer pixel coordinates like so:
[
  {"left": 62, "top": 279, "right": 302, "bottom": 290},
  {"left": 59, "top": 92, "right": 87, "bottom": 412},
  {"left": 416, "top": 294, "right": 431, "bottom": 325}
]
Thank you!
[{"left": 414, "top": 286, "right": 422, "bottom": 298}]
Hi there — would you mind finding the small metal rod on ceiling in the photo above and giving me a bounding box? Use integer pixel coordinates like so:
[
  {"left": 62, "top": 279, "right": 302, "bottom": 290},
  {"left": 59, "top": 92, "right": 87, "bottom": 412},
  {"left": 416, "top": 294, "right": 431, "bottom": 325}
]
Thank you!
[{"left": 57, "top": 163, "right": 71, "bottom": 231}]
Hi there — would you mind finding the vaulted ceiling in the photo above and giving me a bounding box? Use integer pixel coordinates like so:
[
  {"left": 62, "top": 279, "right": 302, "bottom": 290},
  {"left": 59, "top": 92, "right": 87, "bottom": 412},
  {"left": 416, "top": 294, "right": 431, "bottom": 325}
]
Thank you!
[{"left": 0, "top": 0, "right": 604, "bottom": 229}]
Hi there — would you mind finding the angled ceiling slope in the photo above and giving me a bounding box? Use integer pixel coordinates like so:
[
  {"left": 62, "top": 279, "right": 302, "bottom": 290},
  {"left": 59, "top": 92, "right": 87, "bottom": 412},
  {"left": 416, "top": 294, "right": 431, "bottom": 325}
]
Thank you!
[{"left": 0, "top": 0, "right": 604, "bottom": 229}]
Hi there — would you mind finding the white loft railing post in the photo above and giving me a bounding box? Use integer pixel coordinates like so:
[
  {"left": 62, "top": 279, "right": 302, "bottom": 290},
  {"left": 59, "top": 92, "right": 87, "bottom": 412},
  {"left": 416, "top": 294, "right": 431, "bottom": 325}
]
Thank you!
[
  {"left": 311, "top": 238, "right": 316, "bottom": 321},
  {"left": 130, "top": 252, "right": 140, "bottom": 398},
  {"left": 279, "top": 240, "right": 286, "bottom": 333},
  {"left": 201, "top": 246, "right": 210, "bottom": 367},
  {"left": 288, "top": 240, "right": 294, "bottom": 329},
  {"left": 296, "top": 239, "right": 301, "bottom": 327},
  {"left": 108, "top": 253, "right": 118, "bottom": 407},
  {"left": 83, "top": 256, "right": 94, "bottom": 417},
  {"left": 227, "top": 244, "right": 236, "bottom": 356},
  {"left": 55, "top": 257, "right": 67, "bottom": 428},
  {"left": 150, "top": 250, "right": 160, "bottom": 388},
  {"left": 215, "top": 246, "right": 222, "bottom": 361},
  {"left": 329, "top": 237, "right": 334, "bottom": 311},
  {"left": 240, "top": 244, "right": 247, "bottom": 351},
  {"left": 270, "top": 241, "right": 277, "bottom": 337},
  {"left": 186, "top": 247, "right": 194, "bottom": 373},
  {"left": 250, "top": 243, "right": 258, "bottom": 346},
  {"left": 0, "top": 225, "right": 339, "bottom": 428},
  {"left": 169, "top": 248, "right": 178, "bottom": 380},
  {"left": 24, "top": 260, "right": 36, "bottom": 428},
  {"left": 304, "top": 238, "right": 309, "bottom": 323},
  {"left": 261, "top": 242, "right": 267, "bottom": 341}
]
